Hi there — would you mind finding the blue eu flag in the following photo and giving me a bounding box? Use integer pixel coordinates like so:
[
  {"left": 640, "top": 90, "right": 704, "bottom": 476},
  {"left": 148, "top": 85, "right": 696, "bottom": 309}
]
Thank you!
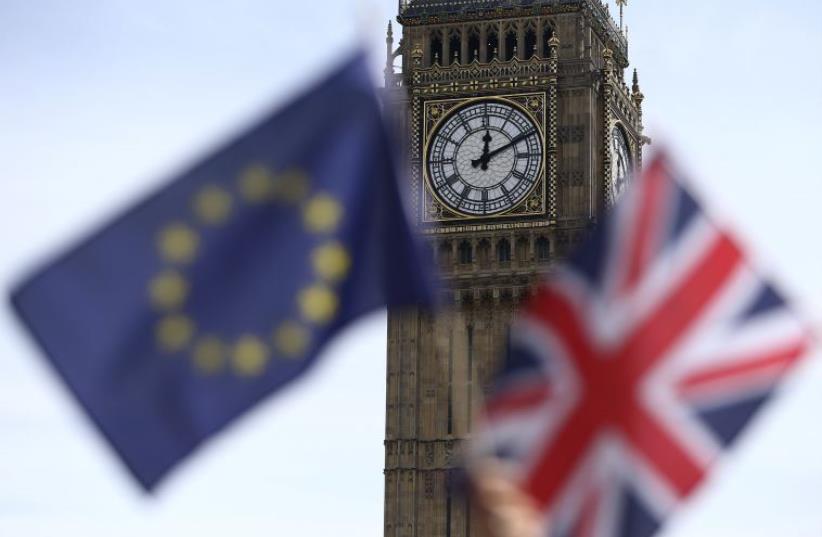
[{"left": 11, "top": 53, "right": 435, "bottom": 490}]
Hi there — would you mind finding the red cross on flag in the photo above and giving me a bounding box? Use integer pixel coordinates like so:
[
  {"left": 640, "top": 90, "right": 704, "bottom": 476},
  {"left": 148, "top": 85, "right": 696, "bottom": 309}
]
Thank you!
[{"left": 472, "top": 152, "right": 813, "bottom": 537}]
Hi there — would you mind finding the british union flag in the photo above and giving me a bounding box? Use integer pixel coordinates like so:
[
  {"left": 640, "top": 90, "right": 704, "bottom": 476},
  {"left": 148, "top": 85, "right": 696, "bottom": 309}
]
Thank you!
[{"left": 472, "top": 152, "right": 813, "bottom": 537}]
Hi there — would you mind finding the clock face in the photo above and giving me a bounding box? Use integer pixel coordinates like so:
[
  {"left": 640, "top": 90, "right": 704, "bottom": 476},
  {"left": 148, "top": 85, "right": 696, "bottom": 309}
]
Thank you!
[
  {"left": 610, "top": 126, "right": 632, "bottom": 201},
  {"left": 426, "top": 100, "right": 543, "bottom": 216}
]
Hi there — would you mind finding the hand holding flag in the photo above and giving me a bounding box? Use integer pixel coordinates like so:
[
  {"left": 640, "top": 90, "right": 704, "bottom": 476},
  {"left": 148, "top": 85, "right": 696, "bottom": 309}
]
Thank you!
[{"left": 470, "top": 458, "right": 545, "bottom": 537}]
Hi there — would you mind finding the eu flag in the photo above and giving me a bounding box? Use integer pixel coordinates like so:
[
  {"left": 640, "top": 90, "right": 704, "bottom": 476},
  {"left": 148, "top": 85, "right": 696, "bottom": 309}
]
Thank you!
[{"left": 11, "top": 53, "right": 434, "bottom": 490}]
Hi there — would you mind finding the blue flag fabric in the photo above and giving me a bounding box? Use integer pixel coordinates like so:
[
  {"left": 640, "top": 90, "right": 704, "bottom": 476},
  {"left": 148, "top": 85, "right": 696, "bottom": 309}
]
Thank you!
[{"left": 11, "top": 53, "right": 434, "bottom": 491}]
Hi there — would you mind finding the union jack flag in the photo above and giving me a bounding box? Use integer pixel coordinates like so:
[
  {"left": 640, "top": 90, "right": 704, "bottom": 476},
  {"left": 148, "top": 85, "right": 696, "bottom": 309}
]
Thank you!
[{"left": 473, "top": 152, "right": 812, "bottom": 537}]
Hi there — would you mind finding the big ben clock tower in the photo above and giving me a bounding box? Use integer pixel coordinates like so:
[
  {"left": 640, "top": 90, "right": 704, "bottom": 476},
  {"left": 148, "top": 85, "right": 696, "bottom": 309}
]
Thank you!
[{"left": 383, "top": 1, "right": 647, "bottom": 536}]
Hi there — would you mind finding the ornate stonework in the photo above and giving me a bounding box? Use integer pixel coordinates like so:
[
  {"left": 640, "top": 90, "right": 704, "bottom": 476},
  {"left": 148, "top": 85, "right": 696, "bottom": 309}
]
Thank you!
[{"left": 383, "top": 2, "right": 647, "bottom": 536}]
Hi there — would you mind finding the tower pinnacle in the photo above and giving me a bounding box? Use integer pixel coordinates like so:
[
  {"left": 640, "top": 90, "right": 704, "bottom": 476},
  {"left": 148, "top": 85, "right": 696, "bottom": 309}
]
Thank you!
[{"left": 615, "top": 0, "right": 627, "bottom": 31}]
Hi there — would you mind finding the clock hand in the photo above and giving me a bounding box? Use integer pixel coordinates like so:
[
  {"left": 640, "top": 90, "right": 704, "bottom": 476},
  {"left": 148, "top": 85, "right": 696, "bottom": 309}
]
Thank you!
[
  {"left": 471, "top": 129, "right": 537, "bottom": 169},
  {"left": 473, "top": 130, "right": 493, "bottom": 171},
  {"left": 485, "top": 129, "right": 537, "bottom": 161}
]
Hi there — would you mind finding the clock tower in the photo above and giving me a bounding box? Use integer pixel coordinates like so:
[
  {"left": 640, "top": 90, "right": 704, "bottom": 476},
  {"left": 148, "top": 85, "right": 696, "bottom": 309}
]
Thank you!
[{"left": 383, "top": 1, "right": 647, "bottom": 536}]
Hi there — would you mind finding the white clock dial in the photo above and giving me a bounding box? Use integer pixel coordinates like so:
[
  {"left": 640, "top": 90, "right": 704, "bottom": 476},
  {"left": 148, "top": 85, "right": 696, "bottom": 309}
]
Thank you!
[
  {"left": 610, "top": 125, "right": 633, "bottom": 201},
  {"left": 426, "top": 100, "right": 543, "bottom": 216}
]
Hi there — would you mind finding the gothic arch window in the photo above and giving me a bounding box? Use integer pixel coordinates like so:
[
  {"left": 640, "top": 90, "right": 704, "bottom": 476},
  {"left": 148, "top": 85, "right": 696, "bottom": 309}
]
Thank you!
[
  {"left": 536, "top": 236, "right": 550, "bottom": 261},
  {"left": 430, "top": 32, "right": 443, "bottom": 66},
  {"left": 486, "top": 28, "right": 499, "bottom": 60},
  {"left": 468, "top": 27, "right": 480, "bottom": 63},
  {"left": 504, "top": 29, "right": 517, "bottom": 61},
  {"left": 477, "top": 239, "right": 491, "bottom": 268},
  {"left": 497, "top": 239, "right": 511, "bottom": 264},
  {"left": 515, "top": 237, "right": 529, "bottom": 264},
  {"left": 458, "top": 240, "right": 473, "bottom": 265},
  {"left": 448, "top": 30, "right": 461, "bottom": 65},
  {"left": 525, "top": 27, "right": 537, "bottom": 58}
]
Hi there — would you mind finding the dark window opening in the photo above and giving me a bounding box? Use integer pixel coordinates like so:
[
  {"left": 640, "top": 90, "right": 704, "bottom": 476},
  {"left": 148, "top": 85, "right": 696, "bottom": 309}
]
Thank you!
[
  {"left": 468, "top": 31, "right": 480, "bottom": 62},
  {"left": 525, "top": 28, "right": 537, "bottom": 58},
  {"left": 486, "top": 30, "right": 499, "bottom": 60},
  {"left": 536, "top": 236, "right": 550, "bottom": 261},
  {"left": 458, "top": 240, "right": 473, "bottom": 264},
  {"left": 504, "top": 30, "right": 517, "bottom": 61},
  {"left": 497, "top": 239, "right": 511, "bottom": 263},
  {"left": 430, "top": 34, "right": 443, "bottom": 66},
  {"left": 448, "top": 33, "right": 461, "bottom": 64}
]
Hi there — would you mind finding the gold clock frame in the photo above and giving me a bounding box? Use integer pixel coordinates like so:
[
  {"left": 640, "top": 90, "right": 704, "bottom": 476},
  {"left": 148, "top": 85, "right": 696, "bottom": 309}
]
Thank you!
[{"left": 421, "top": 93, "right": 551, "bottom": 224}]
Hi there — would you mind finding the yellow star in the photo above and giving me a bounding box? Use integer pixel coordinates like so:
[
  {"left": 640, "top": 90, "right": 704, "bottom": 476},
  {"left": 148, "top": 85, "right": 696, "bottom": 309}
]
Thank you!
[
  {"left": 273, "top": 320, "right": 310, "bottom": 358},
  {"left": 158, "top": 223, "right": 199, "bottom": 264},
  {"left": 298, "top": 284, "right": 338, "bottom": 324},
  {"left": 231, "top": 335, "right": 269, "bottom": 376},
  {"left": 192, "top": 335, "right": 225, "bottom": 374},
  {"left": 303, "top": 193, "right": 343, "bottom": 234},
  {"left": 148, "top": 270, "right": 189, "bottom": 311},
  {"left": 194, "top": 184, "right": 232, "bottom": 225},
  {"left": 312, "top": 241, "right": 351, "bottom": 282},
  {"left": 156, "top": 314, "right": 195, "bottom": 353},
  {"left": 272, "top": 169, "right": 309, "bottom": 204},
  {"left": 239, "top": 164, "right": 275, "bottom": 203}
]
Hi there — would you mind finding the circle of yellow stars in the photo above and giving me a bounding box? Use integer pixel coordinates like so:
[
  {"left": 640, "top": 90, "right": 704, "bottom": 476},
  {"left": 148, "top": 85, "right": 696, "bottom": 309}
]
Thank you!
[{"left": 149, "top": 164, "right": 350, "bottom": 378}]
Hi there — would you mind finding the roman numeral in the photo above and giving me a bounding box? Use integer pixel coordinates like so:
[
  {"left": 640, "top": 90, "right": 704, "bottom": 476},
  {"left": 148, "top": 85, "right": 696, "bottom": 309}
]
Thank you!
[
  {"left": 501, "top": 107, "right": 515, "bottom": 129},
  {"left": 456, "top": 184, "right": 472, "bottom": 208},
  {"left": 482, "top": 189, "right": 488, "bottom": 202},
  {"left": 500, "top": 184, "right": 514, "bottom": 205},
  {"left": 446, "top": 174, "right": 460, "bottom": 186},
  {"left": 512, "top": 170, "right": 534, "bottom": 184}
]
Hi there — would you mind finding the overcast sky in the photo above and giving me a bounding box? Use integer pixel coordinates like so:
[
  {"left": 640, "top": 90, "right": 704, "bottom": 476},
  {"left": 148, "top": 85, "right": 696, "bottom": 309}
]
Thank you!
[{"left": 2, "top": 1, "right": 822, "bottom": 535}]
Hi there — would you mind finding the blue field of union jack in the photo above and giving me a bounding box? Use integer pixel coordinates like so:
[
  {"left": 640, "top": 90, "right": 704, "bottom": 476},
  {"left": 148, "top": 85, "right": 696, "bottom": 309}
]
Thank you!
[{"left": 473, "top": 152, "right": 813, "bottom": 537}]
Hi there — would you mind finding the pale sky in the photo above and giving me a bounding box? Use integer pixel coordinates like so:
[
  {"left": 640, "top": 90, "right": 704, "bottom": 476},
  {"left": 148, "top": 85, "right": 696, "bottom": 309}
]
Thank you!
[{"left": 1, "top": 1, "right": 822, "bottom": 535}]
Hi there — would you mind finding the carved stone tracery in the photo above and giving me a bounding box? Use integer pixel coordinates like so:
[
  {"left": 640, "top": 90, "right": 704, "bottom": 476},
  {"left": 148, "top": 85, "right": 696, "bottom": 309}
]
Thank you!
[{"left": 383, "top": 2, "right": 647, "bottom": 536}]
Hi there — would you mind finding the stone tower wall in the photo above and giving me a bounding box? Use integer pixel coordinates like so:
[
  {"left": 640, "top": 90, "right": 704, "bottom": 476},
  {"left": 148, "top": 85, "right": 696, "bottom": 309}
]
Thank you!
[{"left": 384, "top": 2, "right": 646, "bottom": 535}]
